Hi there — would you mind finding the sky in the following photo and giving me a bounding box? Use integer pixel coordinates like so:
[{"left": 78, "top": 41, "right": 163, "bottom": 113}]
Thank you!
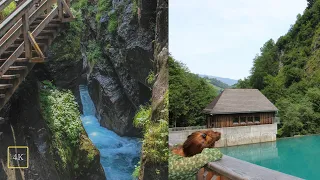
[{"left": 169, "top": 0, "right": 307, "bottom": 80}]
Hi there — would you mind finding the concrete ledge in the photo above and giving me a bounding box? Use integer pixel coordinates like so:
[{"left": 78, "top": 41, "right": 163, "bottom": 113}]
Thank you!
[
  {"left": 206, "top": 155, "right": 303, "bottom": 180},
  {"left": 169, "top": 124, "right": 277, "bottom": 147}
]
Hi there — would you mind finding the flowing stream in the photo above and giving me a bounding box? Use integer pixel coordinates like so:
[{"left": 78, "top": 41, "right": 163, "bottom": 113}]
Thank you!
[{"left": 79, "top": 85, "right": 141, "bottom": 180}]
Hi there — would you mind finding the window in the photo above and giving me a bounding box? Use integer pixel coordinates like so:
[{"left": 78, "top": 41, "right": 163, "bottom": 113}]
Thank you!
[
  {"left": 255, "top": 116, "right": 260, "bottom": 123},
  {"left": 233, "top": 117, "right": 239, "bottom": 124},
  {"left": 248, "top": 117, "right": 253, "bottom": 123},
  {"left": 240, "top": 117, "right": 246, "bottom": 124}
]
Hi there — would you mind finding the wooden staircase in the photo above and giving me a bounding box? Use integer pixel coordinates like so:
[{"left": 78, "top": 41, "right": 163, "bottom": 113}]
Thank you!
[{"left": 0, "top": 0, "right": 74, "bottom": 111}]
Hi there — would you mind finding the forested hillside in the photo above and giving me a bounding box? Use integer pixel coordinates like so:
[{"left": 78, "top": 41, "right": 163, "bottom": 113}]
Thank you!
[
  {"left": 202, "top": 76, "right": 230, "bottom": 89},
  {"left": 169, "top": 56, "right": 217, "bottom": 127},
  {"left": 235, "top": 0, "right": 320, "bottom": 137}
]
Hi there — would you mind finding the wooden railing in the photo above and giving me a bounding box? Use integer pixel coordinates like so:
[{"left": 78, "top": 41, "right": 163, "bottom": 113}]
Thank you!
[
  {"left": 0, "top": 0, "right": 74, "bottom": 111},
  {"left": 198, "top": 155, "right": 303, "bottom": 180}
]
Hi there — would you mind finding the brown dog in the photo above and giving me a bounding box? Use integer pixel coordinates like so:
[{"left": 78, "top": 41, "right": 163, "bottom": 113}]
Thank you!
[{"left": 171, "top": 130, "right": 222, "bottom": 180}]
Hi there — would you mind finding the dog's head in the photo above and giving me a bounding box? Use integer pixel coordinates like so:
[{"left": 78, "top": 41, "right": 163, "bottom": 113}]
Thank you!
[{"left": 182, "top": 130, "right": 221, "bottom": 157}]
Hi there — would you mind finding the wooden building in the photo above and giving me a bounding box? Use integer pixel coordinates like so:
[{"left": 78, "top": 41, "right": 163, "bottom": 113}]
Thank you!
[{"left": 203, "top": 89, "right": 278, "bottom": 128}]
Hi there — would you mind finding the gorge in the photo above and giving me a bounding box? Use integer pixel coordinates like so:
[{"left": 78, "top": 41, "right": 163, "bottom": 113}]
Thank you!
[{"left": 0, "top": 0, "right": 168, "bottom": 179}]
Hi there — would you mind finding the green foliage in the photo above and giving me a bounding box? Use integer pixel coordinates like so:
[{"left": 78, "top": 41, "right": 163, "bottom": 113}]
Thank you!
[
  {"left": 133, "top": 0, "right": 138, "bottom": 16},
  {"left": 40, "top": 81, "right": 83, "bottom": 168},
  {"left": 134, "top": 91, "right": 169, "bottom": 166},
  {"left": 2, "top": 2, "right": 16, "bottom": 17},
  {"left": 147, "top": 71, "right": 155, "bottom": 86},
  {"left": 242, "top": 1, "right": 320, "bottom": 137},
  {"left": 40, "top": 81, "right": 98, "bottom": 176},
  {"left": 107, "top": 11, "right": 118, "bottom": 33},
  {"left": 202, "top": 76, "right": 229, "bottom": 89},
  {"left": 72, "top": 0, "right": 88, "bottom": 11},
  {"left": 169, "top": 56, "right": 218, "bottom": 127},
  {"left": 96, "top": 0, "right": 112, "bottom": 22},
  {"left": 50, "top": 8, "right": 83, "bottom": 62},
  {"left": 142, "top": 118, "right": 168, "bottom": 162},
  {"left": 235, "top": 77, "right": 251, "bottom": 89},
  {"left": 133, "top": 106, "right": 151, "bottom": 128},
  {"left": 87, "top": 40, "right": 102, "bottom": 64},
  {"left": 132, "top": 161, "right": 141, "bottom": 178}
]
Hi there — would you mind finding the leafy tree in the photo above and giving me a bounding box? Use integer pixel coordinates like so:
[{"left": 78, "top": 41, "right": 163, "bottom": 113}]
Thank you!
[
  {"left": 235, "top": 77, "right": 251, "bottom": 88},
  {"left": 169, "top": 56, "right": 217, "bottom": 127},
  {"left": 241, "top": 1, "right": 320, "bottom": 137}
]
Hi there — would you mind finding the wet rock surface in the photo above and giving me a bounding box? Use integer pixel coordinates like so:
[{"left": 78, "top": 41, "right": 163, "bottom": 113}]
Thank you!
[{"left": 84, "top": 0, "right": 155, "bottom": 136}]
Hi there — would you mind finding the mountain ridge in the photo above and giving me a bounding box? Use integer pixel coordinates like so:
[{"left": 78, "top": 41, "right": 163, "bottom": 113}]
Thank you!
[{"left": 198, "top": 74, "right": 238, "bottom": 86}]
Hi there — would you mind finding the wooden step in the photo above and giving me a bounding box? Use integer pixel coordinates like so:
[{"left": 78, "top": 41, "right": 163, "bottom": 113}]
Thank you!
[
  {"left": 30, "top": 23, "right": 60, "bottom": 30},
  {"left": 9, "top": 43, "right": 46, "bottom": 48},
  {"left": 9, "top": 66, "right": 27, "bottom": 70},
  {"left": 2, "top": 50, "right": 38, "bottom": 57},
  {"left": 0, "top": 74, "right": 20, "bottom": 80},
  {"left": 41, "top": 30, "right": 56, "bottom": 34},
  {"left": 0, "top": 58, "right": 29, "bottom": 63},
  {"left": 0, "top": 84, "right": 13, "bottom": 89},
  {"left": 35, "top": 36, "right": 49, "bottom": 40},
  {"left": 34, "top": 19, "right": 61, "bottom": 24}
]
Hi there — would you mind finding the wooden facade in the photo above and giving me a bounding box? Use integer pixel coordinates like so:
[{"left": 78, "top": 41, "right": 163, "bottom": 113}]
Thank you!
[{"left": 206, "top": 112, "right": 275, "bottom": 128}]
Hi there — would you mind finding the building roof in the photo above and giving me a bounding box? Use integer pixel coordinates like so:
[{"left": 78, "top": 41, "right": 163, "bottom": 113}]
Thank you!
[{"left": 203, "top": 89, "right": 278, "bottom": 115}]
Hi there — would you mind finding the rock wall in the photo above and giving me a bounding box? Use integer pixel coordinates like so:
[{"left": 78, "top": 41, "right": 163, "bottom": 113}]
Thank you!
[
  {"left": 139, "top": 0, "right": 168, "bottom": 179},
  {"left": 68, "top": 0, "right": 156, "bottom": 137},
  {"left": 169, "top": 124, "right": 278, "bottom": 147}
]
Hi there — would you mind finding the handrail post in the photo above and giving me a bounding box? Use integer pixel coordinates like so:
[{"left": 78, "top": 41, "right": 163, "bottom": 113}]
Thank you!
[
  {"left": 22, "top": 12, "right": 31, "bottom": 60},
  {"left": 46, "top": 0, "right": 51, "bottom": 14},
  {"left": 58, "top": 0, "right": 63, "bottom": 20}
]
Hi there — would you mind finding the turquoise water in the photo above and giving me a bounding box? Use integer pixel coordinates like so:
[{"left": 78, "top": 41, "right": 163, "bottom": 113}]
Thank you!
[
  {"left": 79, "top": 85, "right": 141, "bottom": 180},
  {"left": 219, "top": 135, "right": 320, "bottom": 180}
]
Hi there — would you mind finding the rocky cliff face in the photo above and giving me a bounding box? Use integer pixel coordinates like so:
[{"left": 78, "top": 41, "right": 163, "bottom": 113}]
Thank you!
[
  {"left": 85, "top": 0, "right": 155, "bottom": 136},
  {"left": 139, "top": 0, "right": 168, "bottom": 179},
  {"left": 42, "top": 0, "right": 156, "bottom": 137}
]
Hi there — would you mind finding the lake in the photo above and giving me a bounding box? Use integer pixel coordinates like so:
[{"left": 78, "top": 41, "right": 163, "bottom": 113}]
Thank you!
[{"left": 219, "top": 135, "right": 320, "bottom": 180}]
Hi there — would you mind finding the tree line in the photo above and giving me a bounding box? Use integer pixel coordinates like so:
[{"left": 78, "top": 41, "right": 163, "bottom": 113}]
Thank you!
[{"left": 235, "top": 0, "right": 320, "bottom": 137}]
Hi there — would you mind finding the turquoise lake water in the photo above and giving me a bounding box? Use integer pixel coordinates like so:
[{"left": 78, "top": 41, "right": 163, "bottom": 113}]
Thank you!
[{"left": 219, "top": 135, "right": 320, "bottom": 180}]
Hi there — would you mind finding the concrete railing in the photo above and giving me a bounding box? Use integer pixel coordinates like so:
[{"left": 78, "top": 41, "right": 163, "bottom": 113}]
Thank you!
[
  {"left": 169, "top": 126, "right": 206, "bottom": 132},
  {"left": 198, "top": 155, "right": 303, "bottom": 180}
]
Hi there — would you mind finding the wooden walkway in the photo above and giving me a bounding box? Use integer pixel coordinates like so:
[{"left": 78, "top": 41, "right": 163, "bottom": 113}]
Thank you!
[{"left": 0, "top": 0, "right": 74, "bottom": 111}]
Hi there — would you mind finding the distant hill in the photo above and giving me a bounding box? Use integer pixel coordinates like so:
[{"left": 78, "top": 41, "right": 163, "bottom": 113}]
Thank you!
[
  {"left": 198, "top": 74, "right": 238, "bottom": 86},
  {"left": 202, "top": 77, "right": 229, "bottom": 89}
]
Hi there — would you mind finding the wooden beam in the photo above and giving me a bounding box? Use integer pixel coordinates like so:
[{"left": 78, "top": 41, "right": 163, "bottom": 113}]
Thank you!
[
  {"left": 61, "top": 17, "right": 75, "bottom": 22},
  {"left": 0, "top": 27, "right": 21, "bottom": 55},
  {"left": 30, "top": 57, "right": 46, "bottom": 63},
  {"left": 61, "top": 0, "right": 74, "bottom": 18},
  {"left": 0, "top": 0, "right": 34, "bottom": 37},
  {"left": 0, "top": 43, "right": 24, "bottom": 77},
  {"left": 0, "top": 0, "right": 55, "bottom": 46},
  {"left": 57, "top": 0, "right": 63, "bottom": 20},
  {"left": 32, "top": 8, "right": 58, "bottom": 37},
  {"left": 27, "top": 31, "right": 44, "bottom": 59},
  {"left": 22, "top": 13, "right": 31, "bottom": 60}
]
